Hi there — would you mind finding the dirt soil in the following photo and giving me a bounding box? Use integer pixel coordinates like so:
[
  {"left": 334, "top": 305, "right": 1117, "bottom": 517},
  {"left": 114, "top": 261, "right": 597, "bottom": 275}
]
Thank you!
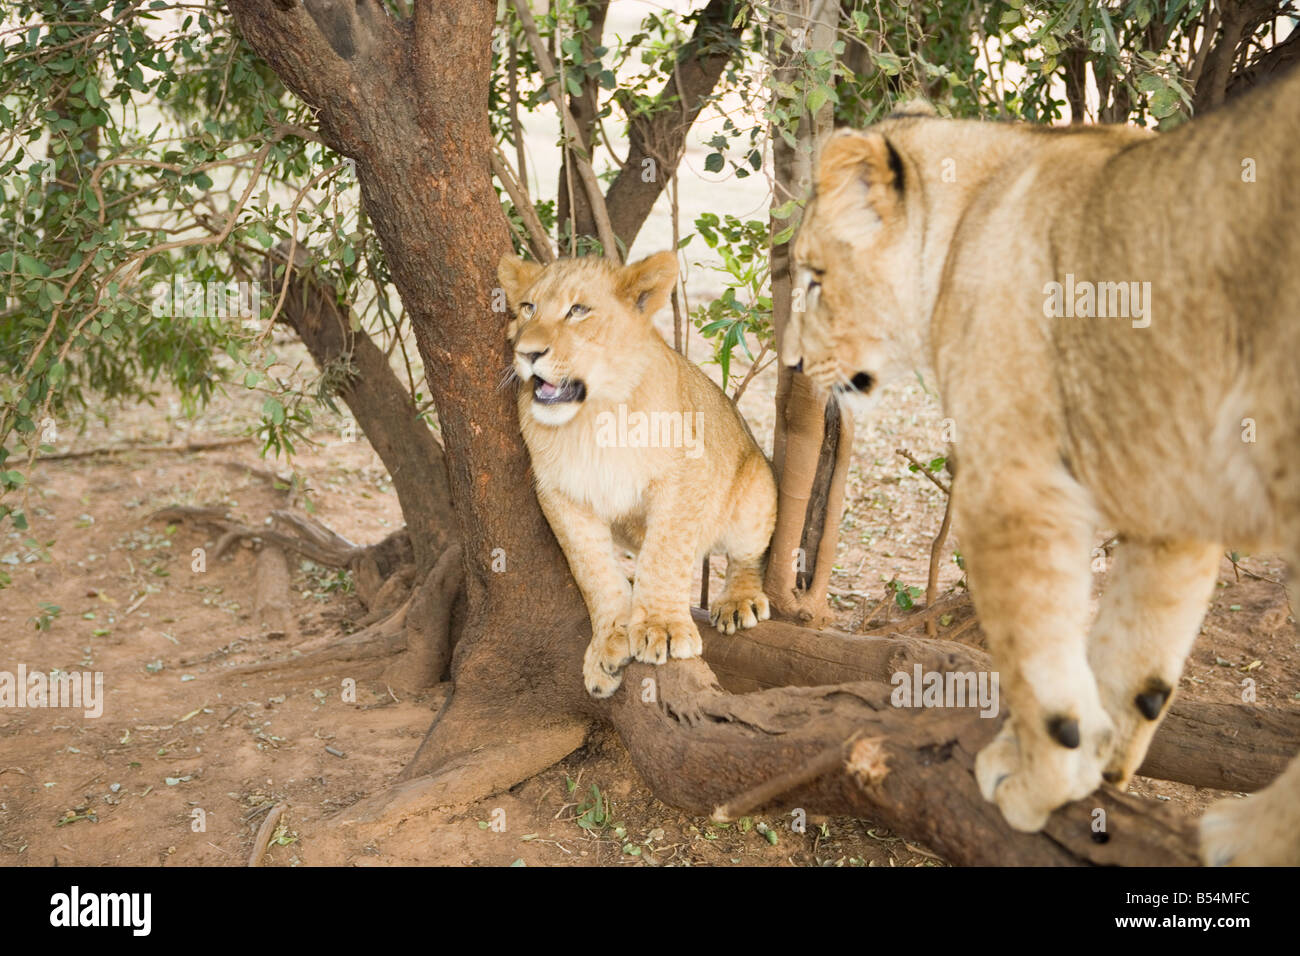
[{"left": 1, "top": 339, "right": 1296, "bottom": 866}]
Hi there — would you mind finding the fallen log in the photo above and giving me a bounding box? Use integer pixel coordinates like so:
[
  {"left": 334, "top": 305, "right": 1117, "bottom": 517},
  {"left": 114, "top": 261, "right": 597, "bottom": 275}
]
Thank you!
[
  {"left": 696, "top": 610, "right": 1299, "bottom": 794},
  {"left": 595, "top": 658, "right": 1198, "bottom": 866}
]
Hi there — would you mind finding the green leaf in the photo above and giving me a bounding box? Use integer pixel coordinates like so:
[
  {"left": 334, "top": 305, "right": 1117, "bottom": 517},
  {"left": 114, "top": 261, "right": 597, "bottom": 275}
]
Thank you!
[
  {"left": 1149, "top": 87, "right": 1179, "bottom": 118},
  {"left": 17, "top": 254, "right": 50, "bottom": 277}
]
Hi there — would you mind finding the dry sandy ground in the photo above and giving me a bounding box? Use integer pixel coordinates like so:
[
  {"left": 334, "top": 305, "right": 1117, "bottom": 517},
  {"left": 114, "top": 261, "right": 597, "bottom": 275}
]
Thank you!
[{"left": 1, "top": 332, "right": 1296, "bottom": 867}]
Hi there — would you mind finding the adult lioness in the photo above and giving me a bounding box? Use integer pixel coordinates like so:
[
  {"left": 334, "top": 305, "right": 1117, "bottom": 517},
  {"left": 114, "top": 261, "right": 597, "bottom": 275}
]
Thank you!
[
  {"left": 785, "top": 72, "right": 1300, "bottom": 864},
  {"left": 498, "top": 251, "right": 777, "bottom": 699}
]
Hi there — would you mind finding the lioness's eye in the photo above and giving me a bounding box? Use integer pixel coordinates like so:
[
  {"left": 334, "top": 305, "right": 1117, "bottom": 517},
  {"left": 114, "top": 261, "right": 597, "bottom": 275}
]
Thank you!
[
  {"left": 519, "top": 302, "right": 536, "bottom": 319},
  {"left": 566, "top": 304, "right": 591, "bottom": 321}
]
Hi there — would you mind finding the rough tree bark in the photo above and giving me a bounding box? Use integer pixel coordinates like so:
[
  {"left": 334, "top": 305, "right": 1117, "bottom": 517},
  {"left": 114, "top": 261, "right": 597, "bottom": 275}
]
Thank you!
[{"left": 223, "top": 0, "right": 1262, "bottom": 866}]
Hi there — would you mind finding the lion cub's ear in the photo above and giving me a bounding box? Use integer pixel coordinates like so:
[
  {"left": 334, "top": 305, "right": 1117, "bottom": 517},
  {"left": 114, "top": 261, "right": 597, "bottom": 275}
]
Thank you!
[
  {"left": 497, "top": 254, "right": 544, "bottom": 311},
  {"left": 816, "top": 129, "right": 904, "bottom": 226},
  {"left": 616, "top": 251, "right": 678, "bottom": 316}
]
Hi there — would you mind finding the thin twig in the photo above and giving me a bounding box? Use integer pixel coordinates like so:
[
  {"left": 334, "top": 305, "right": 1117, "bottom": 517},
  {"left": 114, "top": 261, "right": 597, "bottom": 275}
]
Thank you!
[
  {"left": 510, "top": 0, "right": 620, "bottom": 260},
  {"left": 896, "top": 448, "right": 951, "bottom": 495},
  {"left": 925, "top": 496, "right": 953, "bottom": 638},
  {"left": 490, "top": 146, "right": 555, "bottom": 263},
  {"left": 712, "top": 735, "right": 861, "bottom": 822}
]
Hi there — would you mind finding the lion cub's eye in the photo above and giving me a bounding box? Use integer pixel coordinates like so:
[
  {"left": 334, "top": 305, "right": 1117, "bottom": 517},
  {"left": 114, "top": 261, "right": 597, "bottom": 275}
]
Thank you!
[
  {"left": 566, "top": 304, "right": 591, "bottom": 321},
  {"left": 519, "top": 302, "right": 536, "bottom": 319}
]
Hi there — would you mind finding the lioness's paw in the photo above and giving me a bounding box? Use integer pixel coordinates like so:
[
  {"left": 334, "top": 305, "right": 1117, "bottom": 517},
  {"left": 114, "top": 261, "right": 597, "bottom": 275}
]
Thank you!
[
  {"left": 1096, "top": 678, "right": 1174, "bottom": 788},
  {"left": 710, "top": 591, "right": 770, "bottom": 635},
  {"left": 974, "top": 709, "right": 1113, "bottom": 832},
  {"left": 629, "top": 612, "right": 701, "bottom": 664},
  {"left": 1200, "top": 791, "right": 1300, "bottom": 867},
  {"left": 582, "top": 621, "right": 633, "bottom": 699}
]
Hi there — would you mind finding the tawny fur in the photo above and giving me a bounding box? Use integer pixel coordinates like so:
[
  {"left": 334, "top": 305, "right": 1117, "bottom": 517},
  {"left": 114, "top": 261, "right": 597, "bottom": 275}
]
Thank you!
[
  {"left": 786, "top": 70, "right": 1300, "bottom": 864},
  {"left": 498, "top": 252, "right": 777, "bottom": 699}
]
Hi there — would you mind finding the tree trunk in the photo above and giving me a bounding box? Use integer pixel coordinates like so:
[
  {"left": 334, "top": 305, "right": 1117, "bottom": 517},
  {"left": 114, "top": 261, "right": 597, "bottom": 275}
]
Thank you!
[
  {"left": 228, "top": 0, "right": 594, "bottom": 769},
  {"left": 764, "top": 0, "right": 848, "bottom": 628}
]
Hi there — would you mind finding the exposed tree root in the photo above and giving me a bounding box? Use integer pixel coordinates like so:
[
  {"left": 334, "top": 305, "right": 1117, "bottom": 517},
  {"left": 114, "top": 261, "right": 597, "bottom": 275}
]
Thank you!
[
  {"left": 253, "top": 545, "right": 297, "bottom": 641},
  {"left": 38, "top": 436, "right": 250, "bottom": 461},
  {"left": 382, "top": 544, "right": 464, "bottom": 691},
  {"left": 331, "top": 715, "right": 589, "bottom": 829},
  {"left": 224, "top": 601, "right": 409, "bottom": 677}
]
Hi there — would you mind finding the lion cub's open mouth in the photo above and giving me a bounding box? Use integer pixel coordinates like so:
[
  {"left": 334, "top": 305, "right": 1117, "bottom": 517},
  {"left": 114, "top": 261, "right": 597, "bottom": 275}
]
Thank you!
[{"left": 532, "top": 375, "right": 587, "bottom": 406}]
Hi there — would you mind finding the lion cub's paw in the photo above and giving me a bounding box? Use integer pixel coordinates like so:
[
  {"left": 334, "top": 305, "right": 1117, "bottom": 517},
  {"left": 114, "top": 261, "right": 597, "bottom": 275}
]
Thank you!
[
  {"left": 582, "top": 621, "right": 634, "bottom": 699},
  {"left": 629, "top": 611, "right": 702, "bottom": 665},
  {"left": 974, "top": 708, "right": 1113, "bottom": 832},
  {"left": 709, "top": 590, "right": 771, "bottom": 635}
]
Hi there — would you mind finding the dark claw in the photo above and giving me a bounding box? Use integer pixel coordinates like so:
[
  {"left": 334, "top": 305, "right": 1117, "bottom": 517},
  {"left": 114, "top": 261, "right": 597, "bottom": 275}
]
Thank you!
[
  {"left": 1134, "top": 681, "right": 1172, "bottom": 720},
  {"left": 1047, "top": 715, "right": 1081, "bottom": 749}
]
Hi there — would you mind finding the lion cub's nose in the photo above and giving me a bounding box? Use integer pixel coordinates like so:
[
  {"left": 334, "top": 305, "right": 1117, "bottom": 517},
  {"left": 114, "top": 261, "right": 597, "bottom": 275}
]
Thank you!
[{"left": 520, "top": 348, "right": 549, "bottom": 365}]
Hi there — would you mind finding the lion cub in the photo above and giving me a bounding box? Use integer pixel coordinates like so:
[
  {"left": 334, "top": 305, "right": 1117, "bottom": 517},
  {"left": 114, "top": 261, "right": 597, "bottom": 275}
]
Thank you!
[
  {"left": 786, "top": 72, "right": 1300, "bottom": 865},
  {"left": 498, "top": 251, "right": 777, "bottom": 698}
]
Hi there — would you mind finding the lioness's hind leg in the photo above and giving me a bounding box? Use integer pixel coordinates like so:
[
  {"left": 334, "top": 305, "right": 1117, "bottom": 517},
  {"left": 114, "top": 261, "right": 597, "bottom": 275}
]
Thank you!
[
  {"left": 963, "top": 480, "right": 1114, "bottom": 832},
  {"left": 1201, "top": 754, "right": 1300, "bottom": 866},
  {"left": 711, "top": 456, "right": 777, "bottom": 635},
  {"left": 1088, "top": 539, "right": 1220, "bottom": 787}
]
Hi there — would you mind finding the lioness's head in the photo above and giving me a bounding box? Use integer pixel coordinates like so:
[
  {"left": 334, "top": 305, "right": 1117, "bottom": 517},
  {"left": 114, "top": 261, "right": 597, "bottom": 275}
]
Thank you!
[
  {"left": 784, "top": 120, "right": 927, "bottom": 410},
  {"left": 497, "top": 251, "right": 678, "bottom": 426}
]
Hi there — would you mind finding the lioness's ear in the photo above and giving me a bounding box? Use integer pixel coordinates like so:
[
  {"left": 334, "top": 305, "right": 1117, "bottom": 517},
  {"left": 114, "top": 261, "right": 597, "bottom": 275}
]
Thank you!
[
  {"left": 497, "top": 254, "right": 543, "bottom": 310},
  {"left": 816, "top": 129, "right": 904, "bottom": 225},
  {"left": 617, "top": 251, "right": 678, "bottom": 315},
  {"left": 892, "top": 97, "right": 937, "bottom": 118}
]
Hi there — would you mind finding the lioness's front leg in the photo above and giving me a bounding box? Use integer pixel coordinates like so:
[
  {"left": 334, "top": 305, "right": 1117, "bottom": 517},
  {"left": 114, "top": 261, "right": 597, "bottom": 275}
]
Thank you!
[
  {"left": 1088, "top": 538, "right": 1221, "bottom": 786},
  {"left": 629, "top": 490, "right": 704, "bottom": 665},
  {"left": 536, "top": 490, "right": 633, "bottom": 698},
  {"left": 960, "top": 473, "right": 1114, "bottom": 832}
]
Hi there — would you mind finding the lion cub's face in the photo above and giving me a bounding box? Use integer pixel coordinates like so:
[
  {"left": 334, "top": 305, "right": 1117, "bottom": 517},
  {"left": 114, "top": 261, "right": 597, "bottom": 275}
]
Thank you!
[
  {"left": 497, "top": 252, "right": 678, "bottom": 426},
  {"left": 785, "top": 126, "right": 919, "bottom": 410}
]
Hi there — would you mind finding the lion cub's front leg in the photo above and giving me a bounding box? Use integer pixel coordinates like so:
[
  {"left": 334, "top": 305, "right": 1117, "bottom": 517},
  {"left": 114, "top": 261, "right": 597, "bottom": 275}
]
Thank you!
[
  {"left": 710, "top": 455, "right": 777, "bottom": 634},
  {"left": 537, "top": 490, "right": 634, "bottom": 698},
  {"left": 629, "top": 493, "right": 704, "bottom": 666}
]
